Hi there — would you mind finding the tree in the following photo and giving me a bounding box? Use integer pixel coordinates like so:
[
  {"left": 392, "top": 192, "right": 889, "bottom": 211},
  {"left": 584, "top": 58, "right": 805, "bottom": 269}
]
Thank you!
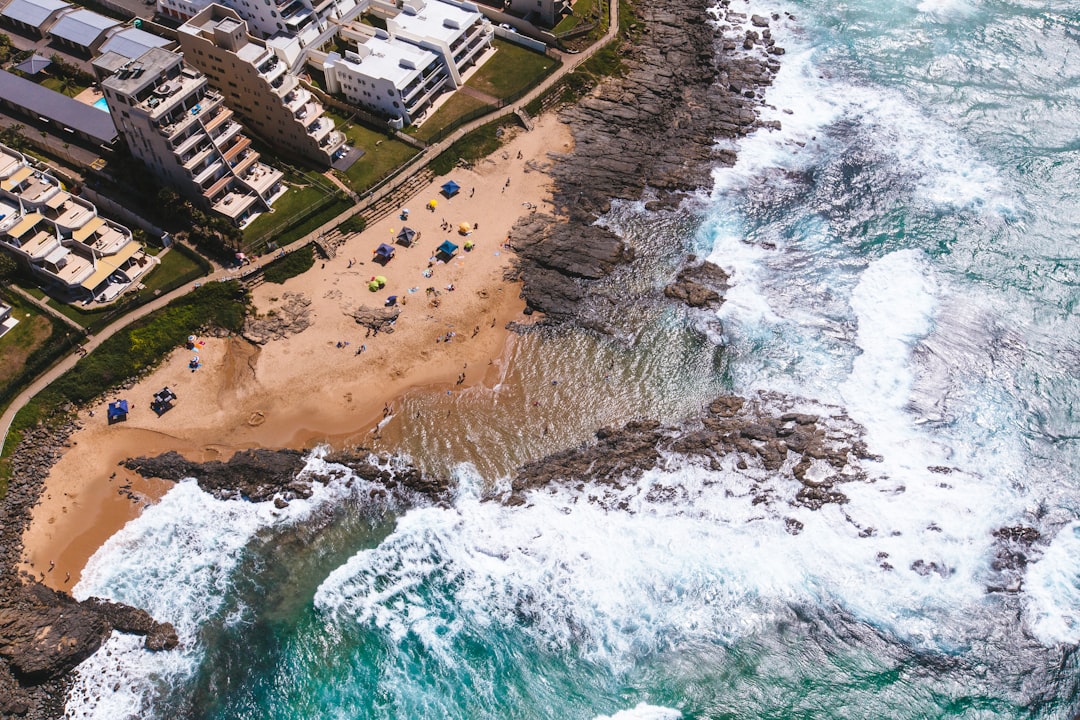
[{"left": 0, "top": 252, "right": 18, "bottom": 284}]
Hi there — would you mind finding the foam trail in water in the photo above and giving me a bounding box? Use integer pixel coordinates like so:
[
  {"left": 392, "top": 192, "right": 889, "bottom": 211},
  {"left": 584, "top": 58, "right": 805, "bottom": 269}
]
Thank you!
[
  {"left": 593, "top": 703, "right": 682, "bottom": 720},
  {"left": 1024, "top": 521, "right": 1080, "bottom": 645},
  {"left": 66, "top": 450, "right": 387, "bottom": 719}
]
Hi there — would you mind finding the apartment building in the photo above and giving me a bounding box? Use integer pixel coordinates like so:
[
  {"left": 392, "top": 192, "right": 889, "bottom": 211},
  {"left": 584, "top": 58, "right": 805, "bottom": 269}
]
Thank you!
[
  {"left": 97, "top": 47, "right": 285, "bottom": 227},
  {"left": 387, "top": 0, "right": 492, "bottom": 89},
  {"left": 0, "top": 143, "right": 153, "bottom": 302},
  {"left": 177, "top": 4, "right": 345, "bottom": 167},
  {"left": 504, "top": 0, "right": 570, "bottom": 28},
  {"left": 157, "top": 0, "right": 359, "bottom": 47},
  {"left": 320, "top": 25, "right": 448, "bottom": 127}
]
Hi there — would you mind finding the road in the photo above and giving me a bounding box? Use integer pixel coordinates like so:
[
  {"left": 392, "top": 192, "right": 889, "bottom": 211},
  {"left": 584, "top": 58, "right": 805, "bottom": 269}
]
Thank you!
[{"left": 0, "top": 1, "right": 620, "bottom": 450}]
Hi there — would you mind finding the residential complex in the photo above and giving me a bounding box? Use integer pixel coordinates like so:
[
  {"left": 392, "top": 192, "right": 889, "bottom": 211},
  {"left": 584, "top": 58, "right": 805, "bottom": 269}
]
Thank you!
[
  {"left": 504, "top": 0, "right": 569, "bottom": 28},
  {"left": 157, "top": 0, "right": 359, "bottom": 46},
  {"left": 177, "top": 4, "right": 345, "bottom": 167},
  {"left": 387, "top": 0, "right": 492, "bottom": 89},
  {"left": 319, "top": 26, "right": 447, "bottom": 127},
  {"left": 97, "top": 47, "right": 285, "bottom": 227},
  {"left": 0, "top": 143, "right": 153, "bottom": 302},
  {"left": 318, "top": 0, "right": 492, "bottom": 127}
]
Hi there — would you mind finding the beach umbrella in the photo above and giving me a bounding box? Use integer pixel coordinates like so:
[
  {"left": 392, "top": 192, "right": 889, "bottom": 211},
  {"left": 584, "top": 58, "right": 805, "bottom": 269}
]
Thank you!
[
  {"left": 374, "top": 275, "right": 387, "bottom": 286},
  {"left": 385, "top": 295, "right": 397, "bottom": 307},
  {"left": 188, "top": 335, "right": 196, "bottom": 344},
  {"left": 458, "top": 222, "right": 471, "bottom": 234},
  {"left": 428, "top": 199, "right": 437, "bottom": 209},
  {"left": 368, "top": 280, "right": 380, "bottom": 291},
  {"left": 464, "top": 240, "right": 474, "bottom": 250}
]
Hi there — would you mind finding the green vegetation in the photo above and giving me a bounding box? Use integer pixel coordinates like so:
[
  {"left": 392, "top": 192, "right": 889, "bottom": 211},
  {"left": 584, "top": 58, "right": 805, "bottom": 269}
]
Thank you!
[
  {"left": 325, "top": 111, "right": 419, "bottom": 193},
  {"left": 1, "top": 282, "right": 250, "bottom": 491},
  {"left": 429, "top": 116, "right": 520, "bottom": 176},
  {"left": 554, "top": 0, "right": 597, "bottom": 34},
  {"left": 138, "top": 244, "right": 209, "bottom": 297},
  {"left": 466, "top": 40, "right": 557, "bottom": 101},
  {"left": 263, "top": 244, "right": 315, "bottom": 284},
  {"left": 243, "top": 176, "right": 350, "bottom": 254},
  {"left": 40, "top": 76, "right": 87, "bottom": 98},
  {"left": 0, "top": 292, "right": 67, "bottom": 394},
  {"left": 410, "top": 93, "right": 491, "bottom": 143},
  {"left": 336, "top": 215, "right": 367, "bottom": 235}
]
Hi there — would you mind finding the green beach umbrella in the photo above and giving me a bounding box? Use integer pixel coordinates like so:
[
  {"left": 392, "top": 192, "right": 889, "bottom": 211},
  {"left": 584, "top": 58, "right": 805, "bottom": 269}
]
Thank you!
[{"left": 368, "top": 280, "right": 380, "bottom": 291}]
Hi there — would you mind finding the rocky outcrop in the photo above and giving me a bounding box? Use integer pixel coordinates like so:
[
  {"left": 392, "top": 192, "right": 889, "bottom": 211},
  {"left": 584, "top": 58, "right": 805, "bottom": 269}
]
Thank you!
[
  {"left": 123, "top": 449, "right": 309, "bottom": 503},
  {"left": 663, "top": 258, "right": 730, "bottom": 309},
  {"left": 349, "top": 306, "right": 400, "bottom": 332},
  {"left": 508, "top": 394, "right": 876, "bottom": 510},
  {"left": 513, "top": 0, "right": 785, "bottom": 326},
  {"left": 243, "top": 291, "right": 313, "bottom": 344},
  {"left": 123, "top": 448, "right": 445, "bottom": 505},
  {"left": 0, "top": 423, "right": 179, "bottom": 719}
]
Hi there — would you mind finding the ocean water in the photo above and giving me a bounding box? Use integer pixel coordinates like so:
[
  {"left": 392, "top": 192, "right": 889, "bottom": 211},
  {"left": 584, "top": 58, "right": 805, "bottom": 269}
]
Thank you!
[{"left": 68, "top": 1, "right": 1080, "bottom": 718}]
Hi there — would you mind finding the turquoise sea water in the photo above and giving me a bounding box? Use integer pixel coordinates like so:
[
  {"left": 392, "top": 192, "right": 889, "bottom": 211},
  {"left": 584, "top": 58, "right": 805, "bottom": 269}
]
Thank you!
[{"left": 67, "top": 1, "right": 1080, "bottom": 718}]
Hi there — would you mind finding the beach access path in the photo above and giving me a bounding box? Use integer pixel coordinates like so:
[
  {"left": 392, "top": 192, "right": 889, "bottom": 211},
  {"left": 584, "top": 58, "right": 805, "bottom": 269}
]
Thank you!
[{"left": 0, "top": 2, "right": 619, "bottom": 451}]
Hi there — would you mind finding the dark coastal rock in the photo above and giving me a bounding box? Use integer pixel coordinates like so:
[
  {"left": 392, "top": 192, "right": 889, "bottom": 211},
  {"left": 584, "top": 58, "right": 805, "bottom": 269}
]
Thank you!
[
  {"left": 508, "top": 394, "right": 872, "bottom": 509},
  {"left": 664, "top": 259, "right": 730, "bottom": 309},
  {"left": 0, "top": 584, "right": 109, "bottom": 685},
  {"left": 123, "top": 448, "right": 309, "bottom": 502},
  {"left": 514, "top": 0, "right": 784, "bottom": 327},
  {"left": 0, "top": 422, "right": 180, "bottom": 719}
]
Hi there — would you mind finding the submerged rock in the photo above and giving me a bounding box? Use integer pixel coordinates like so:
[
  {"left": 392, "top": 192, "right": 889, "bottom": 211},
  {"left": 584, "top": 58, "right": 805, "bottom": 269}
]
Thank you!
[{"left": 664, "top": 259, "right": 730, "bottom": 309}]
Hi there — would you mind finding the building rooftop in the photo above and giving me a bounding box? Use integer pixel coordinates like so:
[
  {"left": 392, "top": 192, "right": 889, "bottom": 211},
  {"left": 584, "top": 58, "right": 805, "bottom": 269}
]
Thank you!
[
  {"left": 99, "top": 27, "right": 173, "bottom": 60},
  {"left": 48, "top": 8, "right": 121, "bottom": 48},
  {"left": 100, "top": 46, "right": 184, "bottom": 98},
  {"left": 393, "top": 0, "right": 479, "bottom": 44},
  {"left": 0, "top": 71, "right": 117, "bottom": 145},
  {"left": 0, "top": 0, "right": 70, "bottom": 30},
  {"left": 342, "top": 35, "right": 438, "bottom": 86}
]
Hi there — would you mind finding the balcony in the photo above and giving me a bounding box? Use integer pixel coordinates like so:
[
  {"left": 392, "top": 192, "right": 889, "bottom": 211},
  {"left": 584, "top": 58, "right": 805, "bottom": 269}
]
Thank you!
[
  {"left": 223, "top": 136, "right": 252, "bottom": 165},
  {"left": 284, "top": 88, "right": 311, "bottom": 112},
  {"left": 242, "top": 163, "right": 283, "bottom": 196},
  {"left": 212, "top": 121, "right": 243, "bottom": 149},
  {"left": 183, "top": 145, "right": 214, "bottom": 172},
  {"left": 174, "top": 131, "right": 206, "bottom": 158},
  {"left": 201, "top": 106, "right": 233, "bottom": 133},
  {"left": 212, "top": 189, "right": 258, "bottom": 220},
  {"left": 85, "top": 224, "right": 131, "bottom": 256},
  {"left": 305, "top": 116, "right": 332, "bottom": 142},
  {"left": 194, "top": 160, "right": 225, "bottom": 187},
  {"left": 231, "top": 149, "right": 259, "bottom": 176},
  {"left": 203, "top": 173, "right": 233, "bottom": 200}
]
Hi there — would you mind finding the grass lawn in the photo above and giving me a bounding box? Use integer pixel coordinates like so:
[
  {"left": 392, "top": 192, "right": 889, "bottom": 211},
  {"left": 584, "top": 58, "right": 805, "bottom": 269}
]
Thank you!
[
  {"left": 325, "top": 111, "right": 420, "bottom": 193},
  {"left": 554, "top": 0, "right": 596, "bottom": 33},
  {"left": 410, "top": 93, "right": 491, "bottom": 143},
  {"left": 0, "top": 294, "right": 56, "bottom": 390},
  {"left": 44, "top": 296, "right": 96, "bottom": 328},
  {"left": 138, "top": 246, "right": 207, "bottom": 296},
  {"left": 39, "top": 76, "right": 88, "bottom": 98},
  {"left": 466, "top": 40, "right": 557, "bottom": 101},
  {"left": 244, "top": 184, "right": 331, "bottom": 245}
]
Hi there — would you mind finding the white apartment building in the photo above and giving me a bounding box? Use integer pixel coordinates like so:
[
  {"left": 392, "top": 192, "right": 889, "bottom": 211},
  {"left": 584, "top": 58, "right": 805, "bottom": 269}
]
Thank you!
[
  {"left": 157, "top": 0, "right": 358, "bottom": 47},
  {"left": 97, "top": 47, "right": 285, "bottom": 227},
  {"left": 178, "top": 4, "right": 344, "bottom": 167},
  {"left": 320, "top": 25, "right": 447, "bottom": 127},
  {"left": 0, "top": 143, "right": 154, "bottom": 302},
  {"left": 387, "top": 0, "right": 492, "bottom": 89}
]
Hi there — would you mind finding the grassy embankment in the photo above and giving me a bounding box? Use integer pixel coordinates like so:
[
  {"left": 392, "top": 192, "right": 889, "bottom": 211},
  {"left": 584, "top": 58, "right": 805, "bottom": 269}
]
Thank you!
[{"left": 0, "top": 281, "right": 249, "bottom": 496}]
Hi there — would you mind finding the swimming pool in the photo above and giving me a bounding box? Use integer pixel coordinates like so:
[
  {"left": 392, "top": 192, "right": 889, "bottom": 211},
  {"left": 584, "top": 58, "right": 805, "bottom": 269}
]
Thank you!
[{"left": 92, "top": 97, "right": 109, "bottom": 112}]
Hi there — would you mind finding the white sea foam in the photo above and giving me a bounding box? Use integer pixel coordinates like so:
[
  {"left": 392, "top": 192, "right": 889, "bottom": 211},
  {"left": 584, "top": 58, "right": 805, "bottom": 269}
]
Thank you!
[
  {"left": 65, "top": 449, "right": 390, "bottom": 719},
  {"left": 593, "top": 703, "right": 682, "bottom": 720},
  {"left": 1024, "top": 521, "right": 1080, "bottom": 645}
]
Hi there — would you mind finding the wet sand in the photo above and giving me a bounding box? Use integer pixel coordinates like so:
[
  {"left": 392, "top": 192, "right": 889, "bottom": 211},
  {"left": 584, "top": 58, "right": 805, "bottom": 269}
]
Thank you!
[{"left": 20, "top": 114, "right": 572, "bottom": 590}]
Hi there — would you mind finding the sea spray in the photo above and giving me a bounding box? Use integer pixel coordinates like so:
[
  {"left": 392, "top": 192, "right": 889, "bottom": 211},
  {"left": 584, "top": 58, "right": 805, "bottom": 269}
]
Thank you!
[{"left": 66, "top": 450, "right": 404, "bottom": 719}]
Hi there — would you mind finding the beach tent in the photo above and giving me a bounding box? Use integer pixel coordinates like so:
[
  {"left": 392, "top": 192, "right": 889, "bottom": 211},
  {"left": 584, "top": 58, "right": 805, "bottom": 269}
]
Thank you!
[
  {"left": 385, "top": 295, "right": 397, "bottom": 307},
  {"left": 152, "top": 387, "right": 176, "bottom": 415},
  {"left": 107, "top": 399, "right": 128, "bottom": 423},
  {"left": 396, "top": 227, "right": 417, "bottom": 246},
  {"left": 436, "top": 240, "right": 458, "bottom": 260},
  {"left": 441, "top": 180, "right": 461, "bottom": 198},
  {"left": 375, "top": 243, "right": 395, "bottom": 262}
]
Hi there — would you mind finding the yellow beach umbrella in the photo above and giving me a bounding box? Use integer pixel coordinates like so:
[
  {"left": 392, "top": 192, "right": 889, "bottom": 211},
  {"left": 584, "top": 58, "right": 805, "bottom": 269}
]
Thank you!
[
  {"left": 459, "top": 222, "right": 471, "bottom": 234},
  {"left": 428, "top": 199, "right": 437, "bottom": 209},
  {"left": 374, "top": 275, "right": 387, "bottom": 287}
]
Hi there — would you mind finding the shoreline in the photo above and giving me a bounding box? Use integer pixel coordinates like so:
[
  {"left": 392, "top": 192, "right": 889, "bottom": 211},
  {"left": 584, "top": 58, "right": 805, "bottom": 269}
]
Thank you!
[{"left": 19, "top": 114, "right": 572, "bottom": 591}]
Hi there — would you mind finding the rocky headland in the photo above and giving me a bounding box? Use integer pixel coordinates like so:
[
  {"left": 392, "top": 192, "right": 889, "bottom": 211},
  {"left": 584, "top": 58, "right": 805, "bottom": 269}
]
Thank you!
[
  {"left": 512, "top": 0, "right": 787, "bottom": 327},
  {"left": 0, "top": 423, "right": 177, "bottom": 720}
]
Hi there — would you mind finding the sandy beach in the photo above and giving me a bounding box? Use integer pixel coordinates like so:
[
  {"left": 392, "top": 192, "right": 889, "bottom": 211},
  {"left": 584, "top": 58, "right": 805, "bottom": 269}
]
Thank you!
[{"left": 19, "top": 114, "right": 571, "bottom": 591}]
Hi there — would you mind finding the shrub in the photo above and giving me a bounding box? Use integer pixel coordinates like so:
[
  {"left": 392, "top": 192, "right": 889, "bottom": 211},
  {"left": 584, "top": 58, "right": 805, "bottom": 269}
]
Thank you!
[{"left": 263, "top": 245, "right": 315, "bottom": 284}]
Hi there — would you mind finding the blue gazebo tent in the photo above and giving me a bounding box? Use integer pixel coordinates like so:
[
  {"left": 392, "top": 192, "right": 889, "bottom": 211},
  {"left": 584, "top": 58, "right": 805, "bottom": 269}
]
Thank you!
[
  {"left": 396, "top": 227, "right": 417, "bottom": 246},
  {"left": 440, "top": 180, "right": 460, "bottom": 197},
  {"left": 107, "top": 399, "right": 128, "bottom": 422},
  {"left": 375, "top": 243, "right": 395, "bottom": 263},
  {"left": 436, "top": 240, "right": 458, "bottom": 259}
]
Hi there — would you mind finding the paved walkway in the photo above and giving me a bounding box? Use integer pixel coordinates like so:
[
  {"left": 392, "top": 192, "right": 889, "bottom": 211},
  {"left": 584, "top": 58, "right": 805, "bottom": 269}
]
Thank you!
[{"left": 0, "top": 4, "right": 621, "bottom": 450}]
